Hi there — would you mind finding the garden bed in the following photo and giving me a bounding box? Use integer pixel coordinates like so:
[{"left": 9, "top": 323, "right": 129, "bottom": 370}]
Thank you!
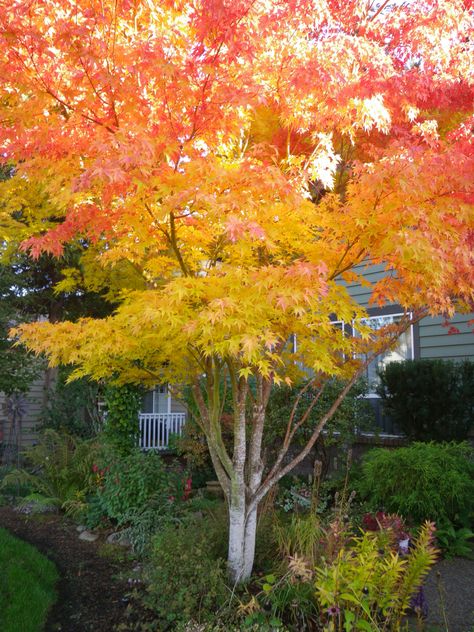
[{"left": 1, "top": 505, "right": 473, "bottom": 631}]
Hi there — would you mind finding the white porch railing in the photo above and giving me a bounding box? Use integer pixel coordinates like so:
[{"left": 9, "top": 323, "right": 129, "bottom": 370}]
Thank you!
[{"left": 138, "top": 412, "right": 186, "bottom": 451}]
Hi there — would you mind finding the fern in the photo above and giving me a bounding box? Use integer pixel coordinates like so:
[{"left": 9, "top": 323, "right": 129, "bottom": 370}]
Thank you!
[{"left": 1, "top": 429, "right": 98, "bottom": 514}]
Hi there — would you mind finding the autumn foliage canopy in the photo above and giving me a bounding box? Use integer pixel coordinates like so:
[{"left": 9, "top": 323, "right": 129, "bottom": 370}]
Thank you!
[{"left": 0, "top": 0, "right": 473, "bottom": 579}]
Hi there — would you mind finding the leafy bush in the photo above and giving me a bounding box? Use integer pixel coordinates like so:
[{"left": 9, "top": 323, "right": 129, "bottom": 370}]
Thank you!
[
  {"left": 243, "top": 509, "right": 434, "bottom": 631},
  {"left": 378, "top": 359, "right": 474, "bottom": 441},
  {"left": 435, "top": 525, "right": 474, "bottom": 559},
  {"left": 94, "top": 448, "right": 176, "bottom": 522},
  {"left": 246, "top": 572, "right": 319, "bottom": 631},
  {"left": 1, "top": 429, "right": 98, "bottom": 514},
  {"left": 103, "top": 383, "right": 144, "bottom": 453},
  {"left": 0, "top": 464, "right": 31, "bottom": 500},
  {"left": 142, "top": 516, "right": 229, "bottom": 628},
  {"left": 355, "top": 442, "right": 474, "bottom": 528},
  {"left": 277, "top": 480, "right": 313, "bottom": 513},
  {"left": 265, "top": 378, "right": 375, "bottom": 452},
  {"left": 87, "top": 447, "right": 189, "bottom": 553}
]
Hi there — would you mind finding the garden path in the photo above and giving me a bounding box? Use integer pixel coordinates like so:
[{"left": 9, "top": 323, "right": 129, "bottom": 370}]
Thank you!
[
  {"left": 419, "top": 556, "right": 474, "bottom": 632},
  {"left": 0, "top": 507, "right": 134, "bottom": 631}
]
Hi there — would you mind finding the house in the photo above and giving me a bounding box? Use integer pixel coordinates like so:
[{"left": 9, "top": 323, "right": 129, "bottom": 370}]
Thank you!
[
  {"left": 140, "top": 260, "right": 474, "bottom": 450},
  {"left": 341, "top": 261, "right": 474, "bottom": 434},
  {"left": 0, "top": 374, "right": 50, "bottom": 457},
  {"left": 0, "top": 375, "right": 188, "bottom": 456}
]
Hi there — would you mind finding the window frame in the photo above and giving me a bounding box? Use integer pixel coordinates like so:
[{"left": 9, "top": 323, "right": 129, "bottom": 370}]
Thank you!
[
  {"left": 353, "top": 310, "right": 416, "bottom": 397},
  {"left": 142, "top": 384, "right": 171, "bottom": 415}
]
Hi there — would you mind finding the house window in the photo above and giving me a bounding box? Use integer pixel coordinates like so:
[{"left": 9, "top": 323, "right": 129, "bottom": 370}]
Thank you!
[
  {"left": 293, "top": 314, "right": 414, "bottom": 385},
  {"left": 141, "top": 385, "right": 170, "bottom": 415},
  {"left": 328, "top": 311, "right": 414, "bottom": 435},
  {"left": 357, "top": 313, "right": 414, "bottom": 396}
]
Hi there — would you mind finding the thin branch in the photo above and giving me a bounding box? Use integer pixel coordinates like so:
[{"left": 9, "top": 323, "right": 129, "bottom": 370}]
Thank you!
[
  {"left": 368, "top": 0, "right": 391, "bottom": 22},
  {"left": 169, "top": 211, "right": 190, "bottom": 276},
  {"left": 248, "top": 308, "right": 428, "bottom": 512}
]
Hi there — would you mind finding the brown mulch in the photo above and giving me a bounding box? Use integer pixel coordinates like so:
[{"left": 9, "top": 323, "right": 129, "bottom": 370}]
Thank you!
[{"left": 0, "top": 506, "right": 135, "bottom": 632}]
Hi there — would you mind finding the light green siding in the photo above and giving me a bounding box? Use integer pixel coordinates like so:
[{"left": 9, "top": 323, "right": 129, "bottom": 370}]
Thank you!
[
  {"left": 419, "top": 314, "right": 474, "bottom": 361},
  {"left": 339, "top": 262, "right": 389, "bottom": 308}
]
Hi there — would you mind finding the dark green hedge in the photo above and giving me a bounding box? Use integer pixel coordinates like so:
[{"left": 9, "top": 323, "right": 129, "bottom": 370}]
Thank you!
[{"left": 378, "top": 359, "right": 474, "bottom": 442}]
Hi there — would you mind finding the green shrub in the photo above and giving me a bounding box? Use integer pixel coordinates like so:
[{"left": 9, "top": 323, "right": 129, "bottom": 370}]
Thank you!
[
  {"left": 0, "top": 464, "right": 31, "bottom": 499},
  {"left": 87, "top": 447, "right": 188, "bottom": 553},
  {"left": 247, "top": 572, "right": 319, "bottom": 630},
  {"left": 95, "top": 448, "right": 177, "bottom": 522},
  {"left": 0, "top": 527, "right": 58, "bottom": 632},
  {"left": 355, "top": 442, "right": 474, "bottom": 527},
  {"left": 142, "top": 516, "right": 229, "bottom": 628},
  {"left": 243, "top": 510, "right": 434, "bottom": 631},
  {"left": 435, "top": 525, "right": 474, "bottom": 559},
  {"left": 378, "top": 359, "right": 474, "bottom": 441}
]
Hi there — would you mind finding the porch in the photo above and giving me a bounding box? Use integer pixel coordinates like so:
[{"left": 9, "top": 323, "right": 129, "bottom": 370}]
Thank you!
[{"left": 138, "top": 412, "right": 186, "bottom": 451}]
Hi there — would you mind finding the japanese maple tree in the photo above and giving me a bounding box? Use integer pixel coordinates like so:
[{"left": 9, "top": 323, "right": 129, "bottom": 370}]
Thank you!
[{"left": 0, "top": 0, "right": 473, "bottom": 580}]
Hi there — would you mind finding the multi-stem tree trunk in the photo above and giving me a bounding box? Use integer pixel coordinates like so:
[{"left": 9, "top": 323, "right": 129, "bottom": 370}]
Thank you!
[
  {"left": 194, "top": 362, "right": 372, "bottom": 583},
  {"left": 192, "top": 315, "right": 421, "bottom": 583}
]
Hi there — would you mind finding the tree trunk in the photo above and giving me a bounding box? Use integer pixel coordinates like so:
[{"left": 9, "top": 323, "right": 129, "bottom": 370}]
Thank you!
[
  {"left": 228, "top": 492, "right": 247, "bottom": 583},
  {"left": 242, "top": 504, "right": 258, "bottom": 580},
  {"left": 228, "top": 495, "right": 259, "bottom": 583}
]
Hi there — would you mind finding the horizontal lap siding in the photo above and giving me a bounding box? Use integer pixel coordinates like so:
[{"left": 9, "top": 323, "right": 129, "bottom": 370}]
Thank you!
[
  {"left": 171, "top": 398, "right": 187, "bottom": 414},
  {"left": 419, "top": 314, "right": 474, "bottom": 361},
  {"left": 0, "top": 377, "right": 46, "bottom": 449},
  {"left": 20, "top": 378, "right": 44, "bottom": 448},
  {"left": 0, "top": 393, "right": 4, "bottom": 443},
  {"left": 339, "top": 262, "right": 389, "bottom": 309},
  {"left": 338, "top": 262, "right": 474, "bottom": 361}
]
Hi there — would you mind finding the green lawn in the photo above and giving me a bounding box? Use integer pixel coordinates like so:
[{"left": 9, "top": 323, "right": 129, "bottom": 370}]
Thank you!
[{"left": 0, "top": 527, "right": 58, "bottom": 632}]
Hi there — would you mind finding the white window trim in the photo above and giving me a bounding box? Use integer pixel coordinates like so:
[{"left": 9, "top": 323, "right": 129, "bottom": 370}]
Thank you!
[{"left": 353, "top": 311, "right": 415, "bottom": 396}]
